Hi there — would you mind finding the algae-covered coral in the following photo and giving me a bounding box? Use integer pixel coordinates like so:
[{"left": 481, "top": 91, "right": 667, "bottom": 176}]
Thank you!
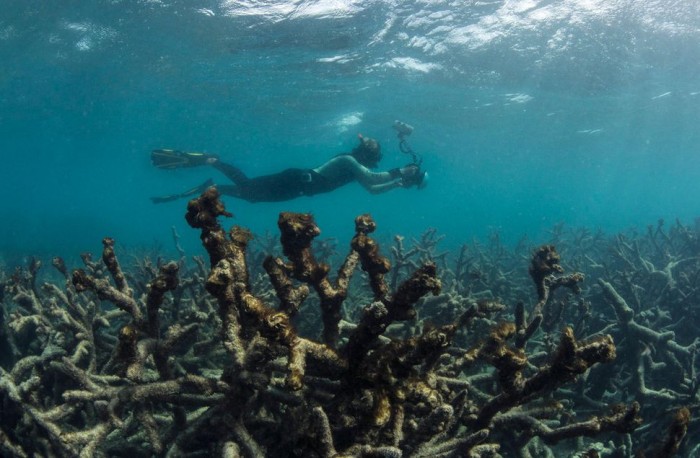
[{"left": 0, "top": 190, "right": 695, "bottom": 457}]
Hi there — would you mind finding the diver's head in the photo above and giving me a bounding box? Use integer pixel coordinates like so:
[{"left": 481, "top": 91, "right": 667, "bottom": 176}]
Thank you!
[{"left": 352, "top": 135, "right": 382, "bottom": 168}]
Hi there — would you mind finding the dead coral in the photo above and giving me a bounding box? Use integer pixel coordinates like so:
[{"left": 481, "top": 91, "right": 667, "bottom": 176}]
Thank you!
[{"left": 0, "top": 188, "right": 651, "bottom": 457}]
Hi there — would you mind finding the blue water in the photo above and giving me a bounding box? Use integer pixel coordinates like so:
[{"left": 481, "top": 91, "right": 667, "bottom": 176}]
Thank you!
[{"left": 2, "top": 0, "right": 699, "bottom": 262}]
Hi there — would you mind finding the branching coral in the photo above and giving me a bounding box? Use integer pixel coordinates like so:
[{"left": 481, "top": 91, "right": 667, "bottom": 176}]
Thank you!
[{"left": 1, "top": 188, "right": 673, "bottom": 457}]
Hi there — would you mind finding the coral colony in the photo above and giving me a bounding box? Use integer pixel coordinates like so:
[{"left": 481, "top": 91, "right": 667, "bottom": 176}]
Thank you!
[{"left": 0, "top": 187, "right": 695, "bottom": 457}]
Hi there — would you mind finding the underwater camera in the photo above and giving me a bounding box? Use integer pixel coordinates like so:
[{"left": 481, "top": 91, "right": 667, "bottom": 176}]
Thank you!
[{"left": 393, "top": 120, "right": 414, "bottom": 137}]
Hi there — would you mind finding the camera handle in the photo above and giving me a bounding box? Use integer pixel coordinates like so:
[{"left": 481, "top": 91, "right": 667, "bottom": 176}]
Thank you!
[{"left": 393, "top": 120, "right": 422, "bottom": 166}]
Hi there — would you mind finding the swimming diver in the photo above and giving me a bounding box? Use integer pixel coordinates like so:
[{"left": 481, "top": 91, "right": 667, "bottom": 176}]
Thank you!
[{"left": 150, "top": 135, "right": 427, "bottom": 204}]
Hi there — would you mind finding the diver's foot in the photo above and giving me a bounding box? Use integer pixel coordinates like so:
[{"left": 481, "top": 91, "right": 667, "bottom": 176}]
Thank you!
[
  {"left": 186, "top": 153, "right": 218, "bottom": 167},
  {"left": 151, "top": 179, "right": 215, "bottom": 204},
  {"left": 151, "top": 150, "right": 220, "bottom": 169},
  {"left": 180, "top": 178, "right": 216, "bottom": 198},
  {"left": 151, "top": 195, "right": 179, "bottom": 204}
]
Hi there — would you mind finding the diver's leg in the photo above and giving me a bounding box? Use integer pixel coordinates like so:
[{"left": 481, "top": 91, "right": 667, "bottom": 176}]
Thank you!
[
  {"left": 212, "top": 161, "right": 249, "bottom": 186},
  {"left": 240, "top": 169, "right": 307, "bottom": 202},
  {"left": 216, "top": 184, "right": 245, "bottom": 200},
  {"left": 208, "top": 168, "right": 306, "bottom": 203},
  {"left": 150, "top": 179, "right": 214, "bottom": 204}
]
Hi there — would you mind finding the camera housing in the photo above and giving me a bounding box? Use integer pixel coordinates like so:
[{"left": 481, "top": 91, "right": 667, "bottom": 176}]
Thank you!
[{"left": 393, "top": 120, "right": 414, "bottom": 137}]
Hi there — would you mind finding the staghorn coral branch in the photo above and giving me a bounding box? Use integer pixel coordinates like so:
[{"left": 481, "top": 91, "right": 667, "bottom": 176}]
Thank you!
[
  {"left": 0, "top": 429, "right": 28, "bottom": 458},
  {"left": 277, "top": 212, "right": 328, "bottom": 283},
  {"left": 223, "top": 413, "right": 267, "bottom": 457},
  {"left": 529, "top": 245, "right": 584, "bottom": 318},
  {"left": 413, "top": 429, "right": 491, "bottom": 457},
  {"left": 338, "top": 445, "right": 403, "bottom": 458},
  {"left": 389, "top": 263, "right": 442, "bottom": 319},
  {"left": 310, "top": 405, "right": 338, "bottom": 457},
  {"left": 101, "top": 237, "right": 132, "bottom": 296},
  {"left": 275, "top": 212, "right": 361, "bottom": 346},
  {"left": 644, "top": 407, "right": 690, "bottom": 457},
  {"left": 390, "top": 235, "right": 420, "bottom": 290},
  {"left": 61, "top": 374, "right": 226, "bottom": 408},
  {"left": 515, "top": 301, "right": 542, "bottom": 349},
  {"left": 145, "top": 261, "right": 179, "bottom": 338},
  {"left": 474, "top": 327, "right": 623, "bottom": 429},
  {"left": 352, "top": 214, "right": 392, "bottom": 301},
  {"left": 402, "top": 404, "right": 453, "bottom": 451},
  {"left": 529, "top": 245, "right": 564, "bottom": 300},
  {"left": 206, "top": 257, "right": 247, "bottom": 368},
  {"left": 263, "top": 255, "right": 310, "bottom": 316},
  {"left": 0, "top": 366, "right": 74, "bottom": 456},
  {"left": 599, "top": 279, "right": 697, "bottom": 357},
  {"left": 344, "top": 263, "right": 442, "bottom": 374},
  {"left": 492, "top": 402, "right": 642, "bottom": 445},
  {"left": 72, "top": 269, "right": 144, "bottom": 326},
  {"left": 186, "top": 190, "right": 346, "bottom": 390},
  {"left": 61, "top": 422, "right": 113, "bottom": 458}
]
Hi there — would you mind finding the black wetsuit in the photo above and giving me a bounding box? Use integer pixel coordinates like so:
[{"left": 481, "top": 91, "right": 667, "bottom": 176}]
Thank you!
[{"left": 214, "top": 161, "right": 354, "bottom": 203}]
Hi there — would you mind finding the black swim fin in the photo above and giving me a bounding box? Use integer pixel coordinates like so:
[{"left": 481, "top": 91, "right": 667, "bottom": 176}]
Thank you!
[
  {"left": 151, "top": 179, "right": 215, "bottom": 204},
  {"left": 151, "top": 149, "right": 218, "bottom": 170}
]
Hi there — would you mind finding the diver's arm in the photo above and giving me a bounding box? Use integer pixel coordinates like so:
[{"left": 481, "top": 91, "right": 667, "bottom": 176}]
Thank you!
[
  {"left": 350, "top": 160, "right": 421, "bottom": 193},
  {"left": 366, "top": 180, "right": 405, "bottom": 194},
  {"left": 354, "top": 165, "right": 399, "bottom": 187},
  {"left": 314, "top": 156, "right": 393, "bottom": 186}
]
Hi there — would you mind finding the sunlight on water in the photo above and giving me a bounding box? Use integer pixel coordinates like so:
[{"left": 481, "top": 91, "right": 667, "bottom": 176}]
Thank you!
[{"left": 330, "top": 111, "right": 364, "bottom": 133}]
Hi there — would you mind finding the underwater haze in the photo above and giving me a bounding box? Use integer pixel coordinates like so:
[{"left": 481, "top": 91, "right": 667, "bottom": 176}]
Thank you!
[{"left": 1, "top": 0, "right": 700, "bottom": 260}]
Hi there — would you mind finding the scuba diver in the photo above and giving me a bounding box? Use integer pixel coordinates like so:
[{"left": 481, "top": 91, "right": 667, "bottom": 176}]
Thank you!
[{"left": 150, "top": 130, "right": 427, "bottom": 204}]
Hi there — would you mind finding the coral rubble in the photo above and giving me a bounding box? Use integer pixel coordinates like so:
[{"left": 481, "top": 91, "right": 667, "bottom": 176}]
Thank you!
[{"left": 2, "top": 191, "right": 696, "bottom": 457}]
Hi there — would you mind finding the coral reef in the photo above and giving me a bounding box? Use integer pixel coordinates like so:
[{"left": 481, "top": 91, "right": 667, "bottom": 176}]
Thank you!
[{"left": 1, "top": 192, "right": 696, "bottom": 457}]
